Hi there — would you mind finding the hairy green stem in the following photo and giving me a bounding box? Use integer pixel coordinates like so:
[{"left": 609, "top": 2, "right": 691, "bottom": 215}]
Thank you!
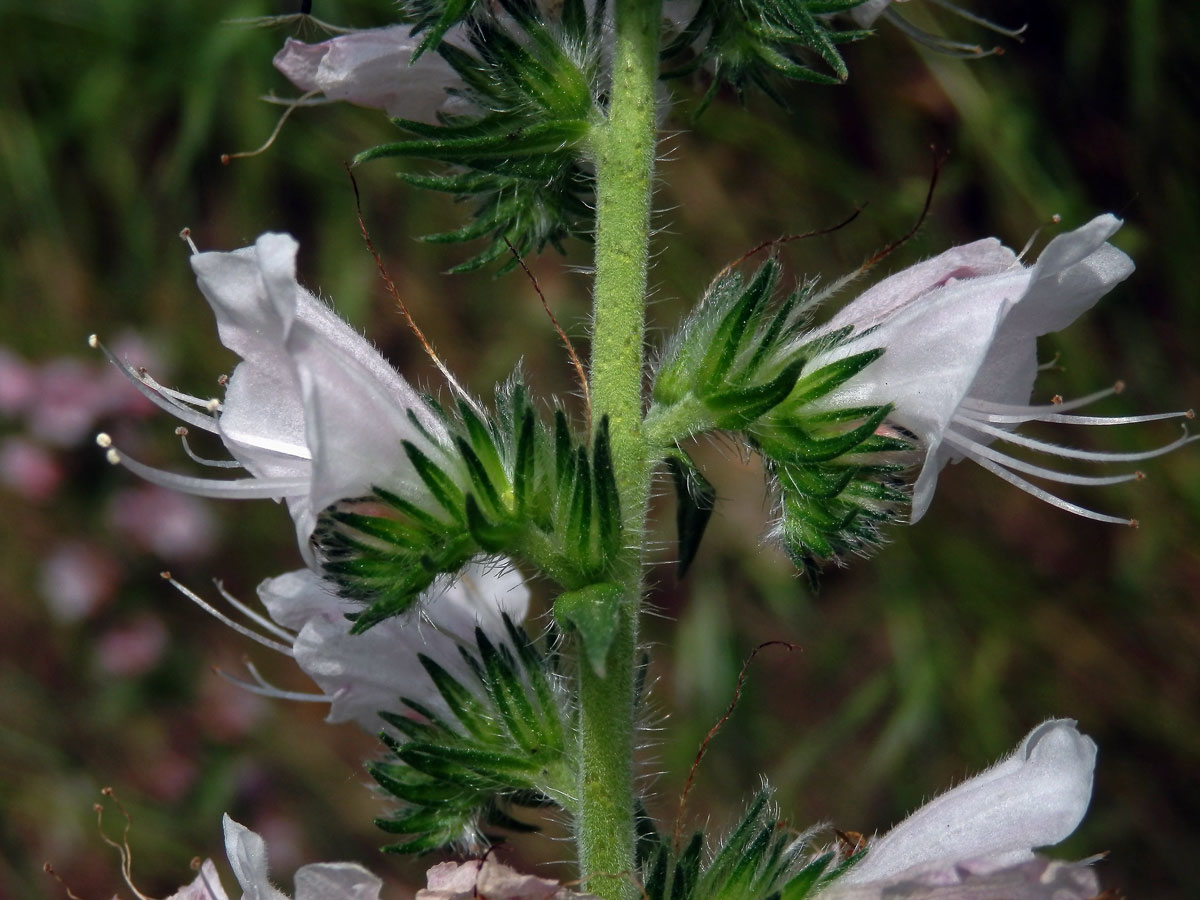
[{"left": 578, "top": 2, "right": 661, "bottom": 900}]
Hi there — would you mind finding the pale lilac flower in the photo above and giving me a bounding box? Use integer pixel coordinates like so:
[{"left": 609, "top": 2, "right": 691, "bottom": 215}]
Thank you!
[
  {"left": 274, "top": 25, "right": 467, "bottom": 122},
  {"left": 39, "top": 541, "right": 121, "bottom": 622},
  {"left": 95, "top": 614, "right": 169, "bottom": 676},
  {"left": 169, "top": 816, "right": 382, "bottom": 900},
  {"left": 0, "top": 436, "right": 63, "bottom": 501},
  {"left": 96, "top": 231, "right": 451, "bottom": 564},
  {"left": 806, "top": 214, "right": 1194, "bottom": 523},
  {"left": 818, "top": 857, "right": 1100, "bottom": 900},
  {"left": 0, "top": 347, "right": 36, "bottom": 416},
  {"left": 827, "top": 719, "right": 1096, "bottom": 894},
  {"left": 181, "top": 560, "right": 530, "bottom": 731},
  {"left": 419, "top": 857, "right": 600, "bottom": 900}
]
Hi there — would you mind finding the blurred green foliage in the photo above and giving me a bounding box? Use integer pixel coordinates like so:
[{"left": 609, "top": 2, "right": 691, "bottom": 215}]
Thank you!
[{"left": 0, "top": 1, "right": 1197, "bottom": 899}]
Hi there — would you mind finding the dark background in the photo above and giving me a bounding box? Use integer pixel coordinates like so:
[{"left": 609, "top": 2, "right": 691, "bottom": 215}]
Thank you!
[{"left": 1, "top": 1, "right": 1197, "bottom": 898}]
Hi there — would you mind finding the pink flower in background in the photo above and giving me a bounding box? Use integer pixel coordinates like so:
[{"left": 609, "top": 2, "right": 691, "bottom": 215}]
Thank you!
[
  {"left": 0, "top": 348, "right": 36, "bottom": 416},
  {"left": 0, "top": 436, "right": 63, "bottom": 501},
  {"left": 95, "top": 614, "right": 169, "bottom": 676},
  {"left": 107, "top": 484, "right": 217, "bottom": 561},
  {"left": 39, "top": 541, "right": 121, "bottom": 622}
]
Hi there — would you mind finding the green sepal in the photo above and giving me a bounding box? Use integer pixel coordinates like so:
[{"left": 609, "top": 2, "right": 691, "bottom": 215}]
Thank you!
[
  {"left": 665, "top": 454, "right": 716, "bottom": 577},
  {"left": 370, "top": 616, "right": 573, "bottom": 853},
  {"left": 639, "top": 788, "right": 835, "bottom": 900},
  {"left": 553, "top": 582, "right": 624, "bottom": 677}
]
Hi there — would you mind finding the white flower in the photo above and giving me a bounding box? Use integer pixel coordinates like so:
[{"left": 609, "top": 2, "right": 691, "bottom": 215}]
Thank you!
[
  {"left": 254, "top": 560, "right": 530, "bottom": 730},
  {"left": 833, "top": 719, "right": 1096, "bottom": 891},
  {"left": 168, "top": 816, "right": 383, "bottom": 900},
  {"left": 818, "top": 857, "right": 1101, "bottom": 900},
  {"left": 274, "top": 25, "right": 468, "bottom": 123},
  {"left": 96, "top": 232, "right": 527, "bottom": 726},
  {"left": 96, "top": 231, "right": 450, "bottom": 563},
  {"left": 418, "top": 857, "right": 599, "bottom": 900},
  {"left": 806, "top": 214, "right": 1194, "bottom": 523}
]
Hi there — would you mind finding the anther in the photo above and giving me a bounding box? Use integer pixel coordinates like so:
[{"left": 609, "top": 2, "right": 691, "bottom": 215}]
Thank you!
[
  {"left": 87, "top": 334, "right": 99, "bottom": 348},
  {"left": 96, "top": 432, "right": 113, "bottom": 448},
  {"left": 179, "top": 228, "right": 198, "bottom": 254},
  {"left": 1114, "top": 380, "right": 1126, "bottom": 394},
  {"left": 105, "top": 449, "right": 121, "bottom": 465}
]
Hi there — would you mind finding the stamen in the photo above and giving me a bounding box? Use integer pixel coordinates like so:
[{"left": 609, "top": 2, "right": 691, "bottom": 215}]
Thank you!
[
  {"left": 179, "top": 227, "right": 198, "bottom": 255},
  {"left": 223, "top": 13, "right": 357, "bottom": 34},
  {"left": 89, "top": 335, "right": 221, "bottom": 433},
  {"left": 100, "top": 439, "right": 309, "bottom": 499},
  {"left": 221, "top": 90, "right": 320, "bottom": 165},
  {"left": 927, "top": 0, "right": 1028, "bottom": 39},
  {"left": 882, "top": 10, "right": 1000, "bottom": 58},
  {"left": 214, "top": 664, "right": 332, "bottom": 703},
  {"left": 1016, "top": 213, "right": 1062, "bottom": 263},
  {"left": 953, "top": 416, "right": 1199, "bottom": 464},
  {"left": 959, "top": 384, "right": 1122, "bottom": 418},
  {"left": 176, "top": 427, "right": 242, "bottom": 468},
  {"left": 161, "top": 572, "right": 294, "bottom": 655},
  {"left": 944, "top": 431, "right": 1145, "bottom": 487},
  {"left": 213, "top": 579, "right": 296, "bottom": 642},
  {"left": 966, "top": 453, "right": 1136, "bottom": 526}
]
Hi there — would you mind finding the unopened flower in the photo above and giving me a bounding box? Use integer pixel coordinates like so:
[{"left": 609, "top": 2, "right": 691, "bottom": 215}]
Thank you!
[
  {"left": 829, "top": 719, "right": 1096, "bottom": 893},
  {"left": 168, "top": 815, "right": 382, "bottom": 900},
  {"left": 805, "top": 214, "right": 1194, "bottom": 524},
  {"left": 274, "top": 25, "right": 467, "bottom": 122},
  {"left": 419, "top": 857, "right": 600, "bottom": 900}
]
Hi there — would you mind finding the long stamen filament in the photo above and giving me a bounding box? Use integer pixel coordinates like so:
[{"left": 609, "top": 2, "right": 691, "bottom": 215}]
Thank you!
[
  {"left": 214, "top": 666, "right": 333, "bottom": 703},
  {"left": 213, "top": 580, "right": 296, "bottom": 643},
  {"left": 176, "top": 428, "right": 243, "bottom": 468},
  {"left": 89, "top": 335, "right": 222, "bottom": 434},
  {"left": 959, "top": 384, "right": 1121, "bottom": 417},
  {"left": 965, "top": 454, "right": 1136, "bottom": 526},
  {"left": 944, "top": 430, "right": 1144, "bottom": 487},
  {"left": 161, "top": 573, "right": 294, "bottom": 655},
  {"left": 952, "top": 416, "right": 1199, "bottom": 463},
  {"left": 97, "top": 435, "right": 308, "bottom": 499}
]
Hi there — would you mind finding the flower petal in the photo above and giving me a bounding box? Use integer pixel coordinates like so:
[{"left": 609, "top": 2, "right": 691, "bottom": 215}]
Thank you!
[
  {"left": 273, "top": 26, "right": 463, "bottom": 122},
  {"left": 259, "top": 562, "right": 531, "bottom": 730},
  {"left": 293, "top": 862, "right": 383, "bottom": 900},
  {"left": 165, "top": 859, "right": 232, "bottom": 900},
  {"left": 840, "top": 720, "right": 1097, "bottom": 885},
  {"left": 222, "top": 814, "right": 289, "bottom": 900}
]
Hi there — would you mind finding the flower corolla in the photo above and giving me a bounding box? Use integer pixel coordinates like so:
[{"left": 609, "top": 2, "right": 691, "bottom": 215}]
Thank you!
[
  {"left": 274, "top": 25, "right": 468, "bottom": 123},
  {"left": 167, "top": 814, "right": 382, "bottom": 900},
  {"left": 821, "top": 719, "right": 1099, "bottom": 899},
  {"left": 418, "top": 857, "right": 600, "bottom": 900},
  {"left": 96, "top": 231, "right": 450, "bottom": 564},
  {"left": 806, "top": 214, "right": 1193, "bottom": 523}
]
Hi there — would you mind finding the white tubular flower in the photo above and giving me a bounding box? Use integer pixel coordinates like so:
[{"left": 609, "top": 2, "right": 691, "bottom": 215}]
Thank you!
[
  {"left": 274, "top": 25, "right": 466, "bottom": 123},
  {"left": 807, "top": 214, "right": 1194, "bottom": 523},
  {"left": 256, "top": 561, "right": 530, "bottom": 730},
  {"left": 837, "top": 719, "right": 1096, "bottom": 888},
  {"left": 96, "top": 231, "right": 450, "bottom": 564}
]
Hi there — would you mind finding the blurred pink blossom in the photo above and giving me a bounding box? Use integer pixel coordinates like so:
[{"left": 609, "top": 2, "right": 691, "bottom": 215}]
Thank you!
[
  {"left": 95, "top": 614, "right": 169, "bottom": 676},
  {"left": 0, "top": 348, "right": 36, "bottom": 416},
  {"left": 39, "top": 541, "right": 121, "bottom": 622},
  {"left": 107, "top": 484, "right": 218, "bottom": 561},
  {"left": 0, "top": 436, "right": 64, "bottom": 500}
]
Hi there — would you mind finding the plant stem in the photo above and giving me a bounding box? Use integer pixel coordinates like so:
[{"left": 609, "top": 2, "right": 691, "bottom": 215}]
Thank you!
[{"left": 578, "top": 2, "right": 661, "bottom": 900}]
